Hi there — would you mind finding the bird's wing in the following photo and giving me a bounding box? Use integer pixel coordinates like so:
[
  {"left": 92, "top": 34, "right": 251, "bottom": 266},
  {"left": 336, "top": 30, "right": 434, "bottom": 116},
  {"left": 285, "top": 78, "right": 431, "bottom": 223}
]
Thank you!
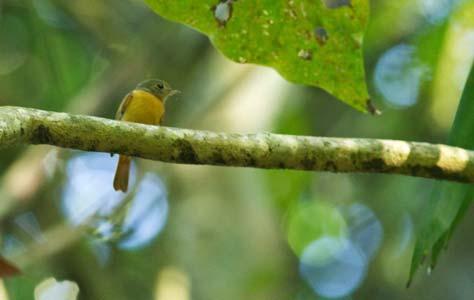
[{"left": 115, "top": 92, "right": 133, "bottom": 120}]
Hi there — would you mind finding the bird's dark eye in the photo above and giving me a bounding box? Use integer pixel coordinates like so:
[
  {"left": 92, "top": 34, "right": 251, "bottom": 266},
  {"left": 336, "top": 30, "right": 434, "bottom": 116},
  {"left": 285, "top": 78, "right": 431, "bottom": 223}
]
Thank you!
[{"left": 156, "top": 83, "right": 164, "bottom": 89}]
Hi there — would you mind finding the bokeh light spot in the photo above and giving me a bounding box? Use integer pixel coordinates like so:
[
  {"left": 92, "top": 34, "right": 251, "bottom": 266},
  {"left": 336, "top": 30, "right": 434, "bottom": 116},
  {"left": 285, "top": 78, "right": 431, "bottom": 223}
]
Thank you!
[
  {"left": 287, "top": 201, "right": 347, "bottom": 256},
  {"left": 290, "top": 202, "right": 382, "bottom": 298},
  {"left": 374, "top": 44, "right": 429, "bottom": 108},
  {"left": 418, "top": 0, "right": 457, "bottom": 24},
  {"left": 343, "top": 203, "right": 383, "bottom": 260},
  {"left": 62, "top": 153, "right": 168, "bottom": 250},
  {"left": 300, "top": 237, "right": 367, "bottom": 298},
  {"left": 119, "top": 173, "right": 168, "bottom": 250}
]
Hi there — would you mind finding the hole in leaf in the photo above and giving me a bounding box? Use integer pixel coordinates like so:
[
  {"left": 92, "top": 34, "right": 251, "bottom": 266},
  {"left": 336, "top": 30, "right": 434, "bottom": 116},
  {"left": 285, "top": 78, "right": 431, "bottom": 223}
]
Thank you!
[
  {"left": 314, "top": 27, "right": 329, "bottom": 45},
  {"left": 213, "top": 0, "right": 233, "bottom": 27},
  {"left": 322, "top": 0, "right": 352, "bottom": 9}
]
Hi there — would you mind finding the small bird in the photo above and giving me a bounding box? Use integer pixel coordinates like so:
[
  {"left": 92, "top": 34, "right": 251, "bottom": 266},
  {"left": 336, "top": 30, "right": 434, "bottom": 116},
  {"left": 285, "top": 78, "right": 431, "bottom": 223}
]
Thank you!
[{"left": 113, "top": 79, "right": 179, "bottom": 192}]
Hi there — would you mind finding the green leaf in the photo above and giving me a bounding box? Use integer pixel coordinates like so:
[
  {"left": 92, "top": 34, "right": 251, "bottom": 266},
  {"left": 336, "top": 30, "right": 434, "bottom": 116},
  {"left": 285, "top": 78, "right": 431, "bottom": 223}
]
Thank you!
[
  {"left": 409, "top": 19, "right": 474, "bottom": 286},
  {"left": 145, "top": 0, "right": 370, "bottom": 112},
  {"left": 408, "top": 2, "right": 474, "bottom": 285}
]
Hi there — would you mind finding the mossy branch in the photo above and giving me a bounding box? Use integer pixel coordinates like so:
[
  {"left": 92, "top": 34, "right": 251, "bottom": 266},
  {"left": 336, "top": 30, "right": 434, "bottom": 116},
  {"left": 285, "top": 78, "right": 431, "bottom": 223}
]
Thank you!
[{"left": 1, "top": 106, "right": 474, "bottom": 183}]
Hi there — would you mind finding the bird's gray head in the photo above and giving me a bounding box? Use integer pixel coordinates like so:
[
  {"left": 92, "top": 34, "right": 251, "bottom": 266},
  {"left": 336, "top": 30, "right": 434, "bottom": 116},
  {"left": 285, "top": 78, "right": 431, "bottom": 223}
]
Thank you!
[{"left": 136, "top": 79, "right": 179, "bottom": 101}]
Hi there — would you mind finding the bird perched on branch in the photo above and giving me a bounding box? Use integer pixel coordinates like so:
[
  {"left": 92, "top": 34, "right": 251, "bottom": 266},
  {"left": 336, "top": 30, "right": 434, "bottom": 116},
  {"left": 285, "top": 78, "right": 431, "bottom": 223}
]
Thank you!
[{"left": 113, "top": 79, "right": 179, "bottom": 192}]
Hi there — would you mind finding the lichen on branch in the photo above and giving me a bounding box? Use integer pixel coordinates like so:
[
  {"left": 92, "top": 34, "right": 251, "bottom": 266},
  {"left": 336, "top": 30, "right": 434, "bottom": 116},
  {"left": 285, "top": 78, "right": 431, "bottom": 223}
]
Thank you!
[{"left": 1, "top": 106, "right": 474, "bottom": 183}]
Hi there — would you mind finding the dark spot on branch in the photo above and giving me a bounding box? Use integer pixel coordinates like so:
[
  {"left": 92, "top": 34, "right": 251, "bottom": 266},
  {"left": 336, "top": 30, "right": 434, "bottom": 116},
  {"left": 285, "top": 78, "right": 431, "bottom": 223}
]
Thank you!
[
  {"left": 362, "top": 158, "right": 385, "bottom": 171},
  {"left": 350, "top": 152, "right": 359, "bottom": 162},
  {"left": 69, "top": 138, "right": 84, "bottom": 149},
  {"left": 249, "top": 158, "right": 257, "bottom": 167},
  {"left": 224, "top": 152, "right": 239, "bottom": 165},
  {"left": 244, "top": 151, "right": 257, "bottom": 167},
  {"left": 20, "top": 127, "right": 24, "bottom": 136},
  {"left": 32, "top": 124, "right": 53, "bottom": 144},
  {"left": 325, "top": 161, "right": 338, "bottom": 171},
  {"left": 412, "top": 165, "right": 445, "bottom": 179},
  {"left": 86, "top": 139, "right": 100, "bottom": 151},
  {"left": 409, "top": 165, "right": 423, "bottom": 178},
  {"left": 268, "top": 145, "right": 273, "bottom": 153},
  {"left": 301, "top": 155, "right": 316, "bottom": 169},
  {"left": 173, "top": 139, "right": 198, "bottom": 163},
  {"left": 117, "top": 147, "right": 129, "bottom": 156},
  {"left": 212, "top": 151, "right": 226, "bottom": 165},
  {"left": 428, "top": 165, "right": 445, "bottom": 178}
]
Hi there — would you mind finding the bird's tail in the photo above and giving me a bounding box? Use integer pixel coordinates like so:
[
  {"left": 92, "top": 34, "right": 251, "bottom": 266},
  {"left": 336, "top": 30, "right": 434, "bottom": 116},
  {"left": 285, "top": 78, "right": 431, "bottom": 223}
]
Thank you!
[{"left": 113, "top": 155, "right": 131, "bottom": 192}]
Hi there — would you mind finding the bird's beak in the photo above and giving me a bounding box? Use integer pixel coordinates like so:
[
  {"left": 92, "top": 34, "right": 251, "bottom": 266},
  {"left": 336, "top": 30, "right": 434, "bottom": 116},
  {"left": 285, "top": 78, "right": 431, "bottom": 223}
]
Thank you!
[{"left": 168, "top": 89, "right": 181, "bottom": 97}]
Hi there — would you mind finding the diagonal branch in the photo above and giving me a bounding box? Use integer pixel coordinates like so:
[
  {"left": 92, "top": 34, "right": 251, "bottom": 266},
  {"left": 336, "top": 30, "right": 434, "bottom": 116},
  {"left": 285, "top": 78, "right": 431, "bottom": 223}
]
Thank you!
[{"left": 1, "top": 106, "right": 474, "bottom": 183}]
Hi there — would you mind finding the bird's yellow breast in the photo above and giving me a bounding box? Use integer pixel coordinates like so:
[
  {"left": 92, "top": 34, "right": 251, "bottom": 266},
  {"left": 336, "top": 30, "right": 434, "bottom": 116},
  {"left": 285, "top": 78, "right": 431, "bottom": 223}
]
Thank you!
[{"left": 122, "top": 90, "right": 164, "bottom": 125}]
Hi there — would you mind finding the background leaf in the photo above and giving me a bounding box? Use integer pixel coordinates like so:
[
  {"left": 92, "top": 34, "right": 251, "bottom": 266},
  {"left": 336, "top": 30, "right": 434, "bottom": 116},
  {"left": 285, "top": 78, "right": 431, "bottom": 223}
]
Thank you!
[{"left": 145, "top": 0, "right": 370, "bottom": 112}]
